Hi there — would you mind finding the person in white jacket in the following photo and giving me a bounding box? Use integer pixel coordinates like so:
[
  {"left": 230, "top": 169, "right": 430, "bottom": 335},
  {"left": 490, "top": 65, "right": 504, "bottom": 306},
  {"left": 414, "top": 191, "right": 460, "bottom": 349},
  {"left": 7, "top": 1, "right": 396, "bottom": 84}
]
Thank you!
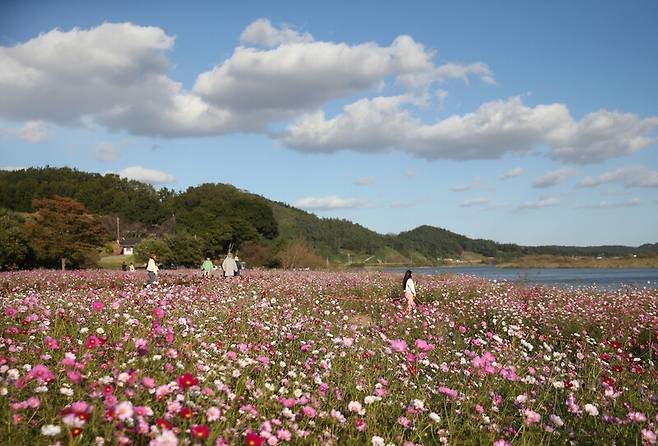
[
  {"left": 222, "top": 253, "right": 238, "bottom": 281},
  {"left": 403, "top": 270, "right": 416, "bottom": 311},
  {"left": 146, "top": 254, "right": 159, "bottom": 284}
]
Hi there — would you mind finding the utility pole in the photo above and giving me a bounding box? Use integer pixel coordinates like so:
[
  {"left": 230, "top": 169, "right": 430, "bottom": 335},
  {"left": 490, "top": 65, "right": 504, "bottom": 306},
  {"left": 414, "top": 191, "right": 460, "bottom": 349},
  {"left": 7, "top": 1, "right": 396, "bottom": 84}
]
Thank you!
[{"left": 116, "top": 217, "right": 120, "bottom": 244}]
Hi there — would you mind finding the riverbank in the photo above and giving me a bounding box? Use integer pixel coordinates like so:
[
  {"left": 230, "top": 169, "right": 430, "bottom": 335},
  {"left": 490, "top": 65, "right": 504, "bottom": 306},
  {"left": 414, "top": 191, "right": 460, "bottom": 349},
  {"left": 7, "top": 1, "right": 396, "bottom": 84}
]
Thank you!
[{"left": 496, "top": 254, "right": 658, "bottom": 269}]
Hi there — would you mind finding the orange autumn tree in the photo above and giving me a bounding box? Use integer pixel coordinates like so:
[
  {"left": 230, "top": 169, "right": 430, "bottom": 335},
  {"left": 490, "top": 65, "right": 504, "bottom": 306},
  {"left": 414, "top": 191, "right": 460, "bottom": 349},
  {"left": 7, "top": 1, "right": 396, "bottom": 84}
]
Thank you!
[{"left": 25, "top": 196, "right": 106, "bottom": 270}]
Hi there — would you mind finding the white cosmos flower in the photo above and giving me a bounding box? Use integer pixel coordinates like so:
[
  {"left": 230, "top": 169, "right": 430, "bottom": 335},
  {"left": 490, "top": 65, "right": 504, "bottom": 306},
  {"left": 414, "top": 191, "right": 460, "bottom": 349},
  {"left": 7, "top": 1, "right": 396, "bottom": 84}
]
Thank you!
[{"left": 41, "top": 424, "right": 61, "bottom": 436}]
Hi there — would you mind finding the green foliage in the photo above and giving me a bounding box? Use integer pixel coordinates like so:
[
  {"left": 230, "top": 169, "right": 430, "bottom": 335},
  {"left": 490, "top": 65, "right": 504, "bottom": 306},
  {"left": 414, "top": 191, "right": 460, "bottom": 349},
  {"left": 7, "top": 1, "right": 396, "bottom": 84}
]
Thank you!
[
  {"left": 2, "top": 167, "right": 656, "bottom": 269},
  {"left": 166, "top": 231, "right": 204, "bottom": 267},
  {"left": 238, "top": 240, "right": 276, "bottom": 267},
  {"left": 169, "top": 183, "right": 278, "bottom": 255},
  {"left": 0, "top": 208, "right": 31, "bottom": 270},
  {"left": 0, "top": 167, "right": 166, "bottom": 225},
  {"left": 24, "top": 196, "right": 106, "bottom": 269},
  {"left": 133, "top": 238, "right": 173, "bottom": 264}
]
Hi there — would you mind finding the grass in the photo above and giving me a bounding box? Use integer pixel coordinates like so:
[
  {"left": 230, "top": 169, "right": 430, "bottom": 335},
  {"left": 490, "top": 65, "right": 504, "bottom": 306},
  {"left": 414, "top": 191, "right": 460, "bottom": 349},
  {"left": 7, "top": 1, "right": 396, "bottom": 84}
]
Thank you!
[{"left": 98, "top": 254, "right": 135, "bottom": 270}]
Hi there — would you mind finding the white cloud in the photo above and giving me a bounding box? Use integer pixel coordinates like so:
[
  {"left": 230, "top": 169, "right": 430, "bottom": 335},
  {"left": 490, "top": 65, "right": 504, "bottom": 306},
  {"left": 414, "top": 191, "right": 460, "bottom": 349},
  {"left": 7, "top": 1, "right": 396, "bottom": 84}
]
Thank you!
[
  {"left": 549, "top": 111, "right": 658, "bottom": 163},
  {"left": 578, "top": 166, "right": 658, "bottom": 188},
  {"left": 518, "top": 196, "right": 560, "bottom": 210},
  {"left": 239, "top": 18, "right": 313, "bottom": 48},
  {"left": 353, "top": 176, "right": 375, "bottom": 185},
  {"left": 532, "top": 167, "right": 576, "bottom": 188},
  {"left": 282, "top": 96, "right": 658, "bottom": 163},
  {"left": 17, "top": 121, "right": 49, "bottom": 143},
  {"left": 0, "top": 21, "right": 494, "bottom": 139},
  {"left": 2, "top": 20, "right": 655, "bottom": 166},
  {"left": 291, "top": 195, "right": 368, "bottom": 210},
  {"left": 404, "top": 169, "right": 416, "bottom": 178},
  {"left": 1, "top": 166, "right": 23, "bottom": 171},
  {"left": 95, "top": 142, "right": 121, "bottom": 162},
  {"left": 1, "top": 121, "right": 49, "bottom": 143},
  {"left": 118, "top": 165, "right": 176, "bottom": 185},
  {"left": 450, "top": 178, "right": 483, "bottom": 192},
  {"left": 498, "top": 167, "right": 524, "bottom": 180},
  {"left": 460, "top": 197, "right": 490, "bottom": 207},
  {"left": 581, "top": 198, "right": 641, "bottom": 209}
]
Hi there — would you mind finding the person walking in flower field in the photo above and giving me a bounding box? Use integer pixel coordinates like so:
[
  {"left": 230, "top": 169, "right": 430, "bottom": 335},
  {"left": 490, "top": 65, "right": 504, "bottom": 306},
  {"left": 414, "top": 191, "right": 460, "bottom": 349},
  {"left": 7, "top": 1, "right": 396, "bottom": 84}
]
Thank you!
[
  {"left": 201, "top": 257, "right": 214, "bottom": 277},
  {"left": 403, "top": 269, "right": 416, "bottom": 311},
  {"left": 146, "top": 253, "right": 159, "bottom": 285},
  {"left": 222, "top": 252, "right": 238, "bottom": 281}
]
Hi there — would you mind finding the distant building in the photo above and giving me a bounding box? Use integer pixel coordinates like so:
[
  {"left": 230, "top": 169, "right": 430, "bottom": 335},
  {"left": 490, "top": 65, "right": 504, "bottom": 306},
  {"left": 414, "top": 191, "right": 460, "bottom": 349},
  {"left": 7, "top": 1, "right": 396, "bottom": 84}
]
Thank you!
[{"left": 118, "top": 238, "right": 141, "bottom": 256}]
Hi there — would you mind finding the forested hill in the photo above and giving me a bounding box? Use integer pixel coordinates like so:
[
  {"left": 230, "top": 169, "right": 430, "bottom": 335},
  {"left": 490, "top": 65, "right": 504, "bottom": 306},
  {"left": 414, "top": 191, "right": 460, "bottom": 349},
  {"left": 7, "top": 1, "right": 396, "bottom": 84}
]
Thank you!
[{"left": 1, "top": 167, "right": 656, "bottom": 264}]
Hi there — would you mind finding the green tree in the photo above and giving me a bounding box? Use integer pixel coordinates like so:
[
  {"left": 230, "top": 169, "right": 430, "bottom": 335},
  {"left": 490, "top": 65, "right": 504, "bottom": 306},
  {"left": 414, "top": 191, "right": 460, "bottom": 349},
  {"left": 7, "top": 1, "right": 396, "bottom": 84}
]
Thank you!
[
  {"left": 0, "top": 209, "right": 31, "bottom": 270},
  {"left": 24, "top": 196, "right": 106, "bottom": 269},
  {"left": 134, "top": 238, "right": 173, "bottom": 264},
  {"left": 166, "top": 231, "right": 204, "bottom": 267}
]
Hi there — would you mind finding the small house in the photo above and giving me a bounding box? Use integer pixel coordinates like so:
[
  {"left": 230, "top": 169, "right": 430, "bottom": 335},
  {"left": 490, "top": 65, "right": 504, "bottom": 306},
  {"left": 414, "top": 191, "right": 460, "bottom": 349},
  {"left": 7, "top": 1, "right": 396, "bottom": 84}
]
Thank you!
[{"left": 118, "top": 238, "right": 141, "bottom": 256}]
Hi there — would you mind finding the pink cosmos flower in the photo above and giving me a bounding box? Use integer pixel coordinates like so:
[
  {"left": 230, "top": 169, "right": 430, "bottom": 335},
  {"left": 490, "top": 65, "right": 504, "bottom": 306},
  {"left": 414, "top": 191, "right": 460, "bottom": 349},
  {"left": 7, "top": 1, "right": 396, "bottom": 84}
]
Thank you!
[
  {"left": 524, "top": 409, "right": 541, "bottom": 425},
  {"left": 641, "top": 429, "right": 657, "bottom": 445},
  {"left": 207, "top": 406, "right": 221, "bottom": 422},
  {"left": 85, "top": 335, "right": 100, "bottom": 349},
  {"left": 493, "top": 440, "right": 512, "bottom": 446},
  {"left": 29, "top": 364, "right": 55, "bottom": 383},
  {"left": 115, "top": 401, "right": 134, "bottom": 421},
  {"left": 354, "top": 418, "right": 367, "bottom": 432},
  {"left": 92, "top": 300, "right": 104, "bottom": 312},
  {"left": 438, "top": 386, "right": 458, "bottom": 399},
  {"left": 389, "top": 339, "right": 408, "bottom": 353},
  {"left": 151, "top": 429, "right": 178, "bottom": 446},
  {"left": 276, "top": 429, "right": 292, "bottom": 441},
  {"left": 45, "top": 336, "right": 59, "bottom": 350},
  {"left": 302, "top": 406, "right": 316, "bottom": 418}
]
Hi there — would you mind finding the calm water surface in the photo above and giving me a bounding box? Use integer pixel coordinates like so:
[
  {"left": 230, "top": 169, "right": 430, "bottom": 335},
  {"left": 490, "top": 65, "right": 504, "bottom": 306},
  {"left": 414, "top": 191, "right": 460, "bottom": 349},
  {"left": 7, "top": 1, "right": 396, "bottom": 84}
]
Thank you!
[{"left": 382, "top": 266, "right": 658, "bottom": 289}]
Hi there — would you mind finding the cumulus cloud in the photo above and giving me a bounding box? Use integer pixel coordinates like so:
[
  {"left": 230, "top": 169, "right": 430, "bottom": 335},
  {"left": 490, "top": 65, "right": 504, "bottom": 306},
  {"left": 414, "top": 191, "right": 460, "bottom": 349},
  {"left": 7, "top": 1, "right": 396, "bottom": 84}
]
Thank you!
[
  {"left": 498, "top": 167, "right": 524, "bottom": 180},
  {"left": 532, "top": 167, "right": 576, "bottom": 188},
  {"left": 239, "top": 18, "right": 313, "bottom": 48},
  {"left": 581, "top": 198, "right": 641, "bottom": 209},
  {"left": 281, "top": 96, "right": 658, "bottom": 163},
  {"left": 291, "top": 195, "right": 368, "bottom": 210},
  {"left": 95, "top": 142, "right": 121, "bottom": 162},
  {"left": 2, "top": 20, "right": 656, "bottom": 165},
  {"left": 1, "top": 166, "right": 23, "bottom": 171},
  {"left": 518, "top": 195, "right": 560, "bottom": 210},
  {"left": 118, "top": 166, "right": 176, "bottom": 185},
  {"left": 0, "top": 21, "right": 494, "bottom": 139},
  {"left": 578, "top": 166, "right": 658, "bottom": 188},
  {"left": 353, "top": 176, "right": 375, "bottom": 185},
  {"left": 1, "top": 121, "right": 49, "bottom": 143},
  {"left": 17, "top": 121, "right": 49, "bottom": 143}
]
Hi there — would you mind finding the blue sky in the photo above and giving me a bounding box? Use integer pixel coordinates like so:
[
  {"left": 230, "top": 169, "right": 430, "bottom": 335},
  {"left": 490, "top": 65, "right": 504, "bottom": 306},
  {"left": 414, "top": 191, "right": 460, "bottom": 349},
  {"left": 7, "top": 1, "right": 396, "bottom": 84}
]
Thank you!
[{"left": 1, "top": 0, "right": 657, "bottom": 246}]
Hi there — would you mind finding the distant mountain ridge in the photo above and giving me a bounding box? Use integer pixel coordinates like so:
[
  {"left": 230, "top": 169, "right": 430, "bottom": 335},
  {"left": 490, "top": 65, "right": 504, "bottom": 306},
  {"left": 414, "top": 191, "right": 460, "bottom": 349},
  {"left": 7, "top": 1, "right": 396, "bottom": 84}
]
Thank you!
[{"left": 1, "top": 167, "right": 656, "bottom": 263}]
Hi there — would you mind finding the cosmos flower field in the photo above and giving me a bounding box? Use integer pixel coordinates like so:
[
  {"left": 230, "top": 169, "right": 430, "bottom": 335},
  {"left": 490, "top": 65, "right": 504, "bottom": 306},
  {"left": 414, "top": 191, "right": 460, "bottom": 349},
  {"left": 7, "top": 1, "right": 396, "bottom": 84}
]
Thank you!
[{"left": 1, "top": 270, "right": 657, "bottom": 445}]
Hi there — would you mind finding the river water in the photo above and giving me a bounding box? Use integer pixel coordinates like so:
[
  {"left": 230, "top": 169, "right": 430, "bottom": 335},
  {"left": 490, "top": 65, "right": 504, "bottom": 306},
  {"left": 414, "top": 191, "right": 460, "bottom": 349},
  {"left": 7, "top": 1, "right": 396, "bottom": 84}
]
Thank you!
[{"left": 382, "top": 266, "right": 658, "bottom": 289}]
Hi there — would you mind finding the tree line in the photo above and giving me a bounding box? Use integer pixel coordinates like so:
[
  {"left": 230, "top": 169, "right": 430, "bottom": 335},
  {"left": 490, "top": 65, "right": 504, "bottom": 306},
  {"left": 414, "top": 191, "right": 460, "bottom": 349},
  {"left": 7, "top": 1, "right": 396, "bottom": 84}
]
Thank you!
[{"left": 1, "top": 167, "right": 656, "bottom": 270}]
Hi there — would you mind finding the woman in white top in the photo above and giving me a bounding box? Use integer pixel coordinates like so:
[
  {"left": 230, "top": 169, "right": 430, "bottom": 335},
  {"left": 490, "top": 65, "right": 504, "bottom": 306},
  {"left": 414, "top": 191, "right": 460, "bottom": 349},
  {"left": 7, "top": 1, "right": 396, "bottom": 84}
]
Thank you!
[
  {"left": 146, "top": 254, "right": 159, "bottom": 284},
  {"left": 403, "top": 270, "right": 416, "bottom": 311}
]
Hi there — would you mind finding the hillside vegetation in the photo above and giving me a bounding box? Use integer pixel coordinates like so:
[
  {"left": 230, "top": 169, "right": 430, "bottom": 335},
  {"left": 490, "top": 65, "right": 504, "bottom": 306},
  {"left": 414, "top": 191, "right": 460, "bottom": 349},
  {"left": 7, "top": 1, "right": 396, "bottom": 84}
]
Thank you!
[{"left": 1, "top": 167, "right": 656, "bottom": 269}]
